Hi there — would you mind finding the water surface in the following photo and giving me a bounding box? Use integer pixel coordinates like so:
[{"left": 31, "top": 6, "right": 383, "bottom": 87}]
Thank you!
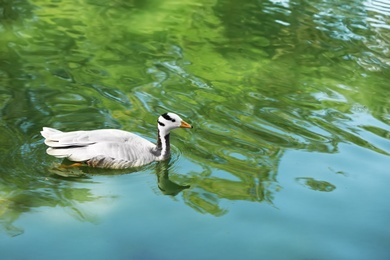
[{"left": 1, "top": 0, "right": 389, "bottom": 259}]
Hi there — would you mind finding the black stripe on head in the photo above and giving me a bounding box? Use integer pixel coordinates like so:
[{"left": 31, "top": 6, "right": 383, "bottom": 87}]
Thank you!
[
  {"left": 162, "top": 113, "right": 176, "bottom": 122},
  {"left": 158, "top": 120, "right": 165, "bottom": 127}
]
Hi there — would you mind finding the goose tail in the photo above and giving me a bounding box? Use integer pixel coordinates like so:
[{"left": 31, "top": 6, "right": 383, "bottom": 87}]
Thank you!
[{"left": 41, "top": 127, "right": 63, "bottom": 139}]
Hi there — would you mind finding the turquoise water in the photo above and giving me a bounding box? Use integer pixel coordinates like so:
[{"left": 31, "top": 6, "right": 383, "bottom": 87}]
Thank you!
[{"left": 1, "top": 0, "right": 390, "bottom": 259}]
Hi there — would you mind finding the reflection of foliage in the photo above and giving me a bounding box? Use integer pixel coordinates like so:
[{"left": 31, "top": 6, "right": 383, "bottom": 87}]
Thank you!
[
  {"left": 0, "top": 175, "right": 111, "bottom": 236},
  {"left": 0, "top": 198, "right": 24, "bottom": 237},
  {"left": 296, "top": 177, "right": 336, "bottom": 192},
  {"left": 181, "top": 160, "right": 281, "bottom": 216},
  {"left": 0, "top": 0, "right": 389, "bottom": 221},
  {"left": 2, "top": 0, "right": 388, "bottom": 155},
  {"left": 183, "top": 188, "right": 228, "bottom": 216},
  {"left": 174, "top": 143, "right": 282, "bottom": 216}
]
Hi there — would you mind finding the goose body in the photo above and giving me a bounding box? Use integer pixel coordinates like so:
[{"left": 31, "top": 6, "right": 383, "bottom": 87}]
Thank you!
[{"left": 41, "top": 113, "right": 192, "bottom": 169}]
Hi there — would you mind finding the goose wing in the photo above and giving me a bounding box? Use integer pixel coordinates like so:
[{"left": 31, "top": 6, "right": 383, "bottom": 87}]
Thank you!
[
  {"left": 41, "top": 127, "right": 146, "bottom": 147},
  {"left": 41, "top": 127, "right": 157, "bottom": 167}
]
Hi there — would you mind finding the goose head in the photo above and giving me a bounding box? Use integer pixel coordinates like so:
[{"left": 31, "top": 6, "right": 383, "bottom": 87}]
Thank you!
[{"left": 157, "top": 112, "right": 192, "bottom": 136}]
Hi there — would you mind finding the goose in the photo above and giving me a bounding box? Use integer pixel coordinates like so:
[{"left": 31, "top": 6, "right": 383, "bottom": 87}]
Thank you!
[{"left": 41, "top": 112, "right": 192, "bottom": 169}]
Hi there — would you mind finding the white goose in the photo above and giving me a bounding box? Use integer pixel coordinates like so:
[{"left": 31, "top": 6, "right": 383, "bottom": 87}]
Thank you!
[{"left": 41, "top": 112, "right": 192, "bottom": 169}]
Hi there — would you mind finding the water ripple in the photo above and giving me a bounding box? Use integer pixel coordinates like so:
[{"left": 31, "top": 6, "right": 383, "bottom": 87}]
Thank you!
[
  {"left": 0, "top": 0, "right": 389, "bottom": 222},
  {"left": 365, "top": 0, "right": 390, "bottom": 17}
]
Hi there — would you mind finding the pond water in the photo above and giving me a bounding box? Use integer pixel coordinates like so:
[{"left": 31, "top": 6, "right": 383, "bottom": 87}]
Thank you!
[{"left": 1, "top": 0, "right": 389, "bottom": 259}]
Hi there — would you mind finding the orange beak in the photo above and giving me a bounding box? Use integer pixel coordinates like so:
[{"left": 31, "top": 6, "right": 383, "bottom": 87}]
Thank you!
[{"left": 180, "top": 120, "right": 193, "bottom": 128}]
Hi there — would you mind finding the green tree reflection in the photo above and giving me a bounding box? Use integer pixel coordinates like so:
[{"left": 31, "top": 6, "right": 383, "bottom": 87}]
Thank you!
[{"left": 1, "top": 0, "right": 389, "bottom": 227}]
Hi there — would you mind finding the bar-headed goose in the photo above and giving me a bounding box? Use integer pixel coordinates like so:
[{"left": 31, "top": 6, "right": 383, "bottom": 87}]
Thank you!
[{"left": 41, "top": 112, "right": 192, "bottom": 169}]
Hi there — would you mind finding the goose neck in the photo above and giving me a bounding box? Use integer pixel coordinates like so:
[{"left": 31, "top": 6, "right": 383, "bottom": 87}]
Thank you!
[{"left": 157, "top": 130, "right": 170, "bottom": 159}]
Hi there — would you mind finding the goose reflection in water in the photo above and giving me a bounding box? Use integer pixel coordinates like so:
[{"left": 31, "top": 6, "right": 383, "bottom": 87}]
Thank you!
[
  {"left": 49, "top": 159, "right": 190, "bottom": 197},
  {"left": 155, "top": 161, "right": 190, "bottom": 196}
]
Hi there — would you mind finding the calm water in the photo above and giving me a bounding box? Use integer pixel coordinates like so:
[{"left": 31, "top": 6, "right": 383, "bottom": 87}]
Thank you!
[{"left": 1, "top": 0, "right": 389, "bottom": 259}]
